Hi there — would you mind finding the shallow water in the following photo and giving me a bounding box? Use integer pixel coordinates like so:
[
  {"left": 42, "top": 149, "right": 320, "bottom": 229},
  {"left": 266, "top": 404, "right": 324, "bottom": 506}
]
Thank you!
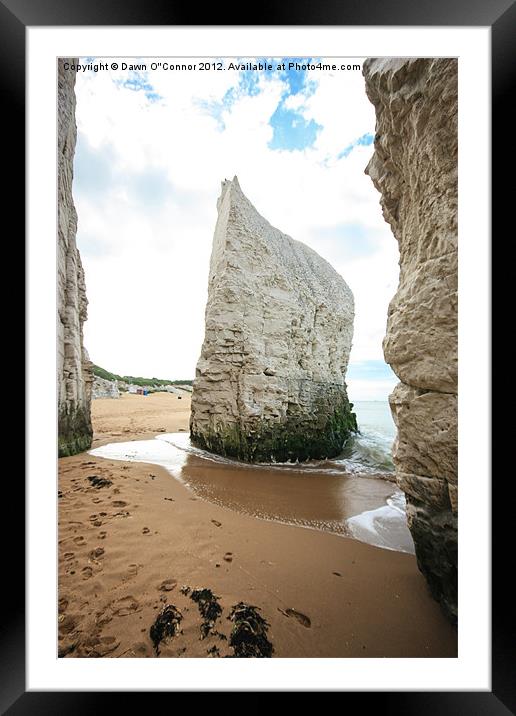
[
  {"left": 341, "top": 400, "right": 396, "bottom": 474},
  {"left": 90, "top": 414, "right": 414, "bottom": 555}
]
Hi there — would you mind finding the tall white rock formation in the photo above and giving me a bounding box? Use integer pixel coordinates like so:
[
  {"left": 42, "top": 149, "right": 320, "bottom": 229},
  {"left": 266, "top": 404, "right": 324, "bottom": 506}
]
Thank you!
[
  {"left": 190, "top": 178, "right": 357, "bottom": 462},
  {"left": 363, "top": 58, "right": 458, "bottom": 621},
  {"left": 58, "top": 58, "right": 93, "bottom": 456}
]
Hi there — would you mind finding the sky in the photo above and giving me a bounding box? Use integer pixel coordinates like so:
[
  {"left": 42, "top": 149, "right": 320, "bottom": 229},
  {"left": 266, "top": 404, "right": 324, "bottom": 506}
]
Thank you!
[{"left": 73, "top": 57, "right": 399, "bottom": 401}]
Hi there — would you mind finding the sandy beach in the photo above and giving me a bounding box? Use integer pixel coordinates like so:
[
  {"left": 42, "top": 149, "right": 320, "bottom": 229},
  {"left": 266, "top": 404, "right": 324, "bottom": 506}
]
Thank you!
[{"left": 58, "top": 392, "right": 457, "bottom": 658}]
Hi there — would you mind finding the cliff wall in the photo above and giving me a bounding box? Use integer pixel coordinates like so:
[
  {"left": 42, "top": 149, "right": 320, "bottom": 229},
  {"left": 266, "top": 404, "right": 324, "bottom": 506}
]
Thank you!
[{"left": 363, "top": 58, "right": 458, "bottom": 621}]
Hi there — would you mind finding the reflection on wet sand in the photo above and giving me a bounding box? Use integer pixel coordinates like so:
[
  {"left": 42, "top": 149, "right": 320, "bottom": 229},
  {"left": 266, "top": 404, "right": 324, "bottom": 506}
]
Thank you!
[
  {"left": 179, "top": 452, "right": 395, "bottom": 534},
  {"left": 90, "top": 434, "right": 415, "bottom": 553}
]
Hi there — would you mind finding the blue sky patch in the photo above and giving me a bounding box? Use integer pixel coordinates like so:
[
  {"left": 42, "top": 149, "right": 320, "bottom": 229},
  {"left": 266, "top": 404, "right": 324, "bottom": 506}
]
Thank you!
[
  {"left": 199, "top": 59, "right": 274, "bottom": 130},
  {"left": 268, "top": 105, "right": 321, "bottom": 151},
  {"left": 279, "top": 57, "right": 315, "bottom": 95},
  {"left": 199, "top": 57, "right": 322, "bottom": 151},
  {"left": 338, "top": 133, "right": 374, "bottom": 160},
  {"left": 268, "top": 57, "right": 321, "bottom": 152},
  {"left": 114, "top": 71, "right": 161, "bottom": 103}
]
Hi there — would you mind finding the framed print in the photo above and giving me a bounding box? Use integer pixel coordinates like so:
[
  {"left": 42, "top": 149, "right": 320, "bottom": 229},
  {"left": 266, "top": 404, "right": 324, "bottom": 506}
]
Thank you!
[{"left": 8, "top": 0, "right": 508, "bottom": 708}]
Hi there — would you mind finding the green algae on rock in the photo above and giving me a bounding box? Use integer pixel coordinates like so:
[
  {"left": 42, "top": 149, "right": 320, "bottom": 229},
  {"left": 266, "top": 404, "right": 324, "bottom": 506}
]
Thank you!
[{"left": 58, "top": 404, "right": 93, "bottom": 458}]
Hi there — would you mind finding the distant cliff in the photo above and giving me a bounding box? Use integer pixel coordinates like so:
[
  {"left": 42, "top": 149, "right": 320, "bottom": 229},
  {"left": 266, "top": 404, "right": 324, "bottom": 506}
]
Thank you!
[
  {"left": 363, "top": 59, "right": 458, "bottom": 621},
  {"left": 92, "top": 375, "right": 120, "bottom": 399},
  {"left": 58, "top": 58, "right": 93, "bottom": 456},
  {"left": 190, "top": 177, "right": 357, "bottom": 462}
]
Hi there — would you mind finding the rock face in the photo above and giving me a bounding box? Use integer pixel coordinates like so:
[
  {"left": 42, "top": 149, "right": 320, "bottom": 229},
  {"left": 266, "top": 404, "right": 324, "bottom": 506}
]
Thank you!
[
  {"left": 363, "top": 59, "right": 458, "bottom": 621},
  {"left": 190, "top": 177, "right": 357, "bottom": 462},
  {"left": 92, "top": 376, "right": 120, "bottom": 399},
  {"left": 58, "top": 59, "right": 93, "bottom": 456}
]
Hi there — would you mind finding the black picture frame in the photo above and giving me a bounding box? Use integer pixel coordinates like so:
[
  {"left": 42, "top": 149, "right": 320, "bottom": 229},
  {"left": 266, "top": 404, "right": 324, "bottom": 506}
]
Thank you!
[{"left": 11, "top": 0, "right": 508, "bottom": 709}]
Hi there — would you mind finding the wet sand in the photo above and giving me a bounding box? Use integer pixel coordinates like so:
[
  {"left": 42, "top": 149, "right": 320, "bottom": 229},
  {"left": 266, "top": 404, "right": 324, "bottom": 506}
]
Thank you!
[
  {"left": 93, "top": 433, "right": 410, "bottom": 548},
  {"left": 58, "top": 392, "right": 457, "bottom": 658}
]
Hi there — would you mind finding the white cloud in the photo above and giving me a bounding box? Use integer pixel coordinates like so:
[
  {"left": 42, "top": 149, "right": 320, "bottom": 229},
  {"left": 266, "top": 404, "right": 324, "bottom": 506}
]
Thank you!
[{"left": 74, "top": 58, "right": 399, "bottom": 382}]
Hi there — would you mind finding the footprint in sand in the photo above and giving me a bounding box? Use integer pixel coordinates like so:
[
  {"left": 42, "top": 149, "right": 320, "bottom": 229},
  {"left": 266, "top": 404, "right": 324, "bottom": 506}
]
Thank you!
[
  {"left": 99, "top": 531, "right": 107, "bottom": 540},
  {"left": 283, "top": 608, "right": 311, "bottom": 628},
  {"left": 92, "top": 520, "right": 102, "bottom": 527},
  {"left": 223, "top": 552, "right": 233, "bottom": 563},
  {"left": 112, "top": 501, "right": 128, "bottom": 508},
  {"left": 211, "top": 519, "right": 222, "bottom": 527},
  {"left": 58, "top": 597, "right": 69, "bottom": 613},
  {"left": 58, "top": 614, "right": 78, "bottom": 634},
  {"left": 113, "top": 596, "right": 141, "bottom": 616},
  {"left": 142, "top": 527, "right": 150, "bottom": 535},
  {"left": 73, "top": 536, "right": 86, "bottom": 546},
  {"left": 93, "top": 635, "right": 120, "bottom": 656},
  {"left": 89, "top": 547, "right": 105, "bottom": 560},
  {"left": 158, "top": 579, "right": 177, "bottom": 592},
  {"left": 81, "top": 566, "right": 93, "bottom": 580},
  {"left": 128, "top": 564, "right": 139, "bottom": 576}
]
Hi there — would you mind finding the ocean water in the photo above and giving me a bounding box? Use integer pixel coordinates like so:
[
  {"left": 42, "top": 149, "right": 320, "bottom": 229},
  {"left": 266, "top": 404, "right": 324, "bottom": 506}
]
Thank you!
[
  {"left": 90, "top": 401, "right": 414, "bottom": 554},
  {"left": 339, "top": 400, "right": 396, "bottom": 474}
]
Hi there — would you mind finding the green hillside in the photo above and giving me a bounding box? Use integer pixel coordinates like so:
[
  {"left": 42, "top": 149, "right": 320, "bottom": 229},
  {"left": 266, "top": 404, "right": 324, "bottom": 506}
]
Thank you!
[{"left": 92, "top": 364, "right": 193, "bottom": 388}]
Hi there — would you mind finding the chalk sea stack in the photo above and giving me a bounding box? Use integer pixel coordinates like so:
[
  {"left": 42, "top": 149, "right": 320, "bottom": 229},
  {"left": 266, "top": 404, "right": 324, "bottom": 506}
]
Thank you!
[
  {"left": 58, "top": 59, "right": 93, "bottom": 456},
  {"left": 190, "top": 177, "right": 357, "bottom": 463},
  {"left": 363, "top": 58, "right": 458, "bottom": 621}
]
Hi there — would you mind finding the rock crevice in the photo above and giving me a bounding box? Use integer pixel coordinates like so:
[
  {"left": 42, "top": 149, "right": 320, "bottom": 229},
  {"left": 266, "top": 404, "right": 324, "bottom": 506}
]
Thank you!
[
  {"left": 58, "top": 58, "right": 93, "bottom": 456},
  {"left": 190, "top": 177, "right": 357, "bottom": 463},
  {"left": 363, "top": 58, "right": 458, "bottom": 621}
]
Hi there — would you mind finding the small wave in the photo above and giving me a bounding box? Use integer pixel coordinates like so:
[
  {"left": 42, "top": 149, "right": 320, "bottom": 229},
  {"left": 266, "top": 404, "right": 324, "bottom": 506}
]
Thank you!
[
  {"left": 346, "top": 492, "right": 415, "bottom": 554},
  {"left": 158, "top": 430, "right": 394, "bottom": 477},
  {"left": 335, "top": 431, "right": 394, "bottom": 474}
]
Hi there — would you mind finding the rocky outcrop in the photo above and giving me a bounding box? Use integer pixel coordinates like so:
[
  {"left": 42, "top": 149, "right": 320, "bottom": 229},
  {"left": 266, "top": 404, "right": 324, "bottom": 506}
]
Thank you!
[
  {"left": 190, "top": 177, "right": 357, "bottom": 462},
  {"left": 363, "top": 59, "right": 458, "bottom": 621},
  {"left": 92, "top": 376, "right": 120, "bottom": 399},
  {"left": 58, "top": 58, "right": 93, "bottom": 456}
]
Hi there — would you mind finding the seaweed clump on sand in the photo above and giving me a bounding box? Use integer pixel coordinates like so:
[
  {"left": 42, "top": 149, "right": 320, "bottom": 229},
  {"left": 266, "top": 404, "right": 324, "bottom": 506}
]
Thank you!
[
  {"left": 190, "top": 588, "right": 223, "bottom": 639},
  {"left": 149, "top": 604, "right": 183, "bottom": 655},
  {"left": 228, "top": 602, "right": 273, "bottom": 658},
  {"left": 87, "top": 475, "right": 112, "bottom": 489}
]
